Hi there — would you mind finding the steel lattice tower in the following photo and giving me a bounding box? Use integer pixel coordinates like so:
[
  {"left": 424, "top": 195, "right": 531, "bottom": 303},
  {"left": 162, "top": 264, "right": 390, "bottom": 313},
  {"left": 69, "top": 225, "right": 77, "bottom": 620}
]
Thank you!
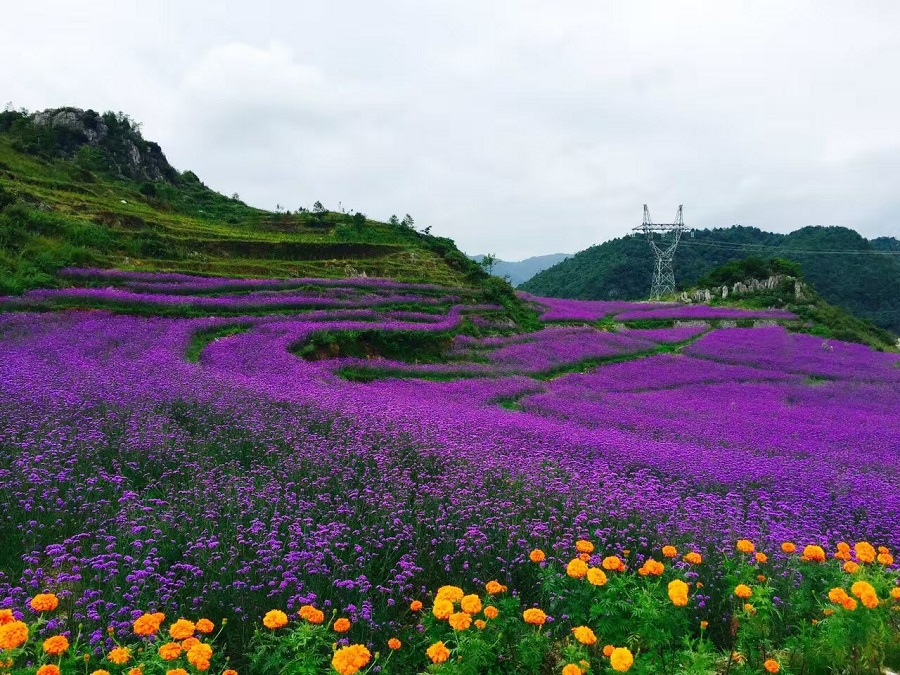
[{"left": 632, "top": 205, "right": 687, "bottom": 300}]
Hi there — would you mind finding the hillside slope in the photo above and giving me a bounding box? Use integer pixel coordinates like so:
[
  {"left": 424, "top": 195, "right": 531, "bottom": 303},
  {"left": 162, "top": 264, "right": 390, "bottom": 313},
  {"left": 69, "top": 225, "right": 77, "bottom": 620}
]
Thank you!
[
  {"left": 521, "top": 226, "right": 900, "bottom": 333},
  {"left": 0, "top": 107, "right": 489, "bottom": 293},
  {"left": 471, "top": 252, "right": 571, "bottom": 285}
]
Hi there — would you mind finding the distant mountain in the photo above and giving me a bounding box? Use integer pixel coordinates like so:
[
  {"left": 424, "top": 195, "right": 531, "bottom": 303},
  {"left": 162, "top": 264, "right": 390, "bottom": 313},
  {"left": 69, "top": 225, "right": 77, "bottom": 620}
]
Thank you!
[
  {"left": 520, "top": 225, "right": 900, "bottom": 333},
  {"left": 471, "top": 253, "right": 571, "bottom": 286}
]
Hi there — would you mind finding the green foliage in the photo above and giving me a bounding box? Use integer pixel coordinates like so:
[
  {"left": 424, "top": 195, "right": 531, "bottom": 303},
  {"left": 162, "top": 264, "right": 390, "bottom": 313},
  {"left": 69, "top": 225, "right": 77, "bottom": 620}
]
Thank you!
[
  {"left": 185, "top": 324, "right": 252, "bottom": 363},
  {"left": 292, "top": 328, "right": 455, "bottom": 363},
  {"left": 698, "top": 256, "right": 801, "bottom": 287}
]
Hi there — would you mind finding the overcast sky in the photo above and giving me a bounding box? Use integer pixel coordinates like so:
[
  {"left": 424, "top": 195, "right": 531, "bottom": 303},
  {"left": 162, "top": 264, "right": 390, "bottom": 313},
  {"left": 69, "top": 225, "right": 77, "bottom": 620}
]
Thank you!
[{"left": 2, "top": 1, "right": 899, "bottom": 259}]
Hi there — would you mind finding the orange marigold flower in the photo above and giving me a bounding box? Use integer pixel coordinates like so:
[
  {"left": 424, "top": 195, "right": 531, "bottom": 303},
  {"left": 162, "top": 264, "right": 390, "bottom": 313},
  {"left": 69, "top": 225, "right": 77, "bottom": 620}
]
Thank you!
[
  {"left": 744, "top": 603, "right": 756, "bottom": 614},
  {"left": 736, "top": 539, "right": 755, "bottom": 554},
  {"left": 331, "top": 644, "right": 371, "bottom": 675},
  {"left": 683, "top": 552, "right": 702, "bottom": 564},
  {"left": 181, "top": 637, "right": 200, "bottom": 650},
  {"left": 755, "top": 552, "right": 768, "bottom": 564},
  {"left": 262, "top": 611, "right": 287, "bottom": 630},
  {"left": 133, "top": 613, "right": 164, "bottom": 636},
  {"left": 844, "top": 561, "right": 860, "bottom": 574},
  {"left": 36, "top": 666, "right": 61, "bottom": 675},
  {"left": 523, "top": 608, "right": 547, "bottom": 625},
  {"left": 861, "top": 593, "right": 879, "bottom": 609},
  {"left": 448, "top": 612, "right": 472, "bottom": 631},
  {"left": 823, "top": 608, "right": 834, "bottom": 616},
  {"left": 700, "top": 620, "right": 709, "bottom": 629},
  {"left": 91, "top": 671, "right": 112, "bottom": 675},
  {"left": 602, "top": 556, "right": 624, "bottom": 571},
  {"left": 610, "top": 647, "right": 634, "bottom": 672},
  {"left": 578, "top": 553, "right": 591, "bottom": 562},
  {"left": 575, "top": 540, "right": 594, "bottom": 554},
  {"left": 1, "top": 619, "right": 31, "bottom": 650},
  {"left": 850, "top": 581, "right": 875, "bottom": 599},
  {"left": 764, "top": 659, "right": 780, "bottom": 673},
  {"left": 841, "top": 596, "right": 857, "bottom": 611},
  {"left": 877, "top": 553, "right": 894, "bottom": 565},
  {"left": 166, "top": 669, "right": 188, "bottom": 675},
  {"left": 187, "top": 642, "right": 213, "bottom": 670},
  {"left": 662, "top": 545, "right": 677, "bottom": 558},
  {"left": 169, "top": 618, "right": 197, "bottom": 639},
  {"left": 485, "top": 580, "right": 506, "bottom": 595},
  {"left": 734, "top": 584, "right": 753, "bottom": 599},
  {"left": 474, "top": 619, "right": 486, "bottom": 629},
  {"left": 855, "top": 542, "right": 876, "bottom": 563},
  {"left": 603, "top": 644, "right": 615, "bottom": 657},
  {"left": 461, "top": 594, "right": 482, "bottom": 615},
  {"left": 757, "top": 575, "right": 767, "bottom": 582},
  {"left": 529, "top": 549, "right": 546, "bottom": 563},
  {"left": 587, "top": 567, "right": 607, "bottom": 586},
  {"left": 572, "top": 625, "right": 596, "bottom": 645},
  {"left": 640, "top": 559, "right": 664, "bottom": 576},
  {"left": 388, "top": 638, "right": 401, "bottom": 650},
  {"left": 333, "top": 618, "right": 352, "bottom": 633},
  {"left": 427, "top": 641, "right": 451, "bottom": 664},
  {"left": 836, "top": 541, "right": 850, "bottom": 552},
  {"left": 158, "top": 643, "right": 182, "bottom": 661},
  {"left": 409, "top": 600, "right": 423, "bottom": 612},
  {"left": 879, "top": 546, "right": 890, "bottom": 554},
  {"left": 668, "top": 579, "right": 689, "bottom": 607},
  {"left": 801, "top": 545, "right": 826, "bottom": 562},
  {"left": 108, "top": 647, "right": 131, "bottom": 665},
  {"left": 30, "top": 594, "right": 59, "bottom": 612},
  {"left": 0, "top": 609, "right": 13, "bottom": 625},
  {"left": 828, "top": 587, "right": 849, "bottom": 603},
  {"left": 195, "top": 618, "right": 214, "bottom": 634},
  {"left": 436, "top": 586, "right": 464, "bottom": 603},
  {"left": 484, "top": 605, "right": 499, "bottom": 619},
  {"left": 562, "top": 665, "right": 583, "bottom": 675},
  {"left": 43, "top": 635, "right": 69, "bottom": 655},
  {"left": 567, "top": 558, "right": 589, "bottom": 578},
  {"left": 433, "top": 599, "right": 454, "bottom": 620},
  {"left": 781, "top": 542, "right": 796, "bottom": 553},
  {"left": 223, "top": 671, "right": 237, "bottom": 675},
  {"left": 891, "top": 588, "right": 900, "bottom": 600}
]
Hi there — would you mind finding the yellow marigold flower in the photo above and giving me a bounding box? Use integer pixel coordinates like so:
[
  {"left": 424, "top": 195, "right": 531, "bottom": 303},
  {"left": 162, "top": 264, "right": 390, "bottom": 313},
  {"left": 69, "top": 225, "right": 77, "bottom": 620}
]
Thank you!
[
  {"left": 43, "top": 635, "right": 70, "bottom": 655},
  {"left": 523, "top": 608, "right": 547, "bottom": 625},
  {"left": 461, "top": 594, "right": 482, "bottom": 614},
  {"left": 409, "top": 600, "right": 423, "bottom": 612},
  {"left": 851, "top": 581, "right": 875, "bottom": 599},
  {"left": 736, "top": 539, "right": 754, "bottom": 554},
  {"left": 0, "top": 609, "right": 13, "bottom": 625},
  {"left": 764, "top": 659, "right": 780, "bottom": 673},
  {"left": 388, "top": 638, "right": 401, "bottom": 650},
  {"left": 529, "top": 549, "right": 546, "bottom": 563},
  {"left": 331, "top": 644, "right": 371, "bottom": 675},
  {"left": 610, "top": 647, "right": 634, "bottom": 672},
  {"left": 567, "top": 557, "right": 589, "bottom": 578},
  {"left": 731, "top": 653, "right": 746, "bottom": 664},
  {"left": 744, "top": 603, "right": 756, "bottom": 614},
  {"left": 165, "top": 670, "right": 188, "bottom": 675},
  {"left": 587, "top": 567, "right": 607, "bottom": 586},
  {"left": 734, "top": 584, "right": 752, "bottom": 599},
  {"left": 484, "top": 605, "right": 499, "bottom": 619},
  {"left": 30, "top": 593, "right": 59, "bottom": 612},
  {"left": 844, "top": 561, "right": 860, "bottom": 574},
  {"left": 485, "top": 580, "right": 506, "bottom": 595},
  {"left": 169, "top": 618, "right": 197, "bottom": 639},
  {"left": 700, "top": 620, "right": 709, "bottom": 629},
  {"left": 436, "top": 586, "right": 464, "bottom": 603},
  {"left": 755, "top": 552, "right": 768, "bottom": 564},
  {"left": 91, "top": 671, "right": 112, "bottom": 675},
  {"left": 1, "top": 618, "right": 31, "bottom": 650},
  {"left": 474, "top": 619, "right": 486, "bottom": 629},
  {"left": 668, "top": 579, "right": 689, "bottom": 607},
  {"left": 683, "top": 552, "right": 702, "bottom": 564},
  {"left": 823, "top": 608, "right": 834, "bottom": 616},
  {"left": 432, "top": 599, "right": 454, "bottom": 620},
  {"left": 448, "top": 611, "right": 472, "bottom": 631},
  {"left": 855, "top": 542, "right": 876, "bottom": 563},
  {"left": 427, "top": 641, "right": 451, "bottom": 664},
  {"left": 158, "top": 643, "right": 182, "bottom": 661},
  {"left": 262, "top": 611, "right": 287, "bottom": 630},
  {"left": 801, "top": 545, "right": 826, "bottom": 562},
  {"left": 572, "top": 625, "right": 596, "bottom": 645},
  {"left": 602, "top": 556, "right": 624, "bottom": 571},
  {"left": 195, "top": 618, "right": 214, "bottom": 634},
  {"left": 603, "top": 644, "right": 615, "bottom": 657},
  {"left": 621, "top": 549, "right": 631, "bottom": 556},
  {"left": 334, "top": 618, "right": 352, "bottom": 633},
  {"left": 36, "top": 666, "right": 61, "bottom": 675},
  {"left": 562, "top": 665, "right": 583, "bottom": 675},
  {"left": 133, "top": 613, "right": 164, "bottom": 636},
  {"left": 662, "top": 545, "right": 677, "bottom": 558},
  {"left": 108, "top": 647, "right": 131, "bottom": 665},
  {"left": 877, "top": 553, "right": 894, "bottom": 565},
  {"left": 891, "top": 587, "right": 900, "bottom": 600},
  {"left": 781, "top": 542, "right": 796, "bottom": 553},
  {"left": 575, "top": 540, "right": 594, "bottom": 554}
]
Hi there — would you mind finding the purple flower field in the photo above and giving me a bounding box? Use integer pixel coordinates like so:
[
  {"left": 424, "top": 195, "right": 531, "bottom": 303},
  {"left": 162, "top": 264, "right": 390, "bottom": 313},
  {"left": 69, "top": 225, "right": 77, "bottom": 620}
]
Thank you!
[{"left": 0, "top": 270, "right": 897, "bottom": 654}]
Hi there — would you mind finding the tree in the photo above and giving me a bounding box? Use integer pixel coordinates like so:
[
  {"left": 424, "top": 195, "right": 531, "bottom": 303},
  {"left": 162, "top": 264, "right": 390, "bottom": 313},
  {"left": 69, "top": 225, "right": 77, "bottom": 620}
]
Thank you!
[
  {"left": 313, "top": 201, "right": 326, "bottom": 214},
  {"left": 480, "top": 253, "right": 498, "bottom": 275},
  {"left": 401, "top": 214, "right": 415, "bottom": 229},
  {"left": 231, "top": 192, "right": 240, "bottom": 201},
  {"left": 388, "top": 214, "right": 400, "bottom": 227},
  {"left": 352, "top": 212, "right": 366, "bottom": 228}
]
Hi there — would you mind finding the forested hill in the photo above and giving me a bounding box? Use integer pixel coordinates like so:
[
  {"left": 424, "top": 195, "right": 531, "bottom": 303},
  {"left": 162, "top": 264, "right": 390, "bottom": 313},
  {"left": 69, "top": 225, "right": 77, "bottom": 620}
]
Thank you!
[{"left": 520, "top": 226, "right": 900, "bottom": 333}]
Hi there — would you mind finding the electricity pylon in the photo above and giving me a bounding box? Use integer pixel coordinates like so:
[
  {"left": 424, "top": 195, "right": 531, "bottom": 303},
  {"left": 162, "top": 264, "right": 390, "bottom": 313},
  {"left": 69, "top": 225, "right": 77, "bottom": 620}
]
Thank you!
[{"left": 632, "top": 204, "right": 687, "bottom": 300}]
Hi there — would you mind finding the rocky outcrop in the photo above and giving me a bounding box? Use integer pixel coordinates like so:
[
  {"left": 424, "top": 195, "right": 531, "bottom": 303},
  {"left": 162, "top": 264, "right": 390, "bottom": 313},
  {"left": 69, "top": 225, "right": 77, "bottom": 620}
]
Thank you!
[{"left": 679, "top": 275, "right": 807, "bottom": 304}]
